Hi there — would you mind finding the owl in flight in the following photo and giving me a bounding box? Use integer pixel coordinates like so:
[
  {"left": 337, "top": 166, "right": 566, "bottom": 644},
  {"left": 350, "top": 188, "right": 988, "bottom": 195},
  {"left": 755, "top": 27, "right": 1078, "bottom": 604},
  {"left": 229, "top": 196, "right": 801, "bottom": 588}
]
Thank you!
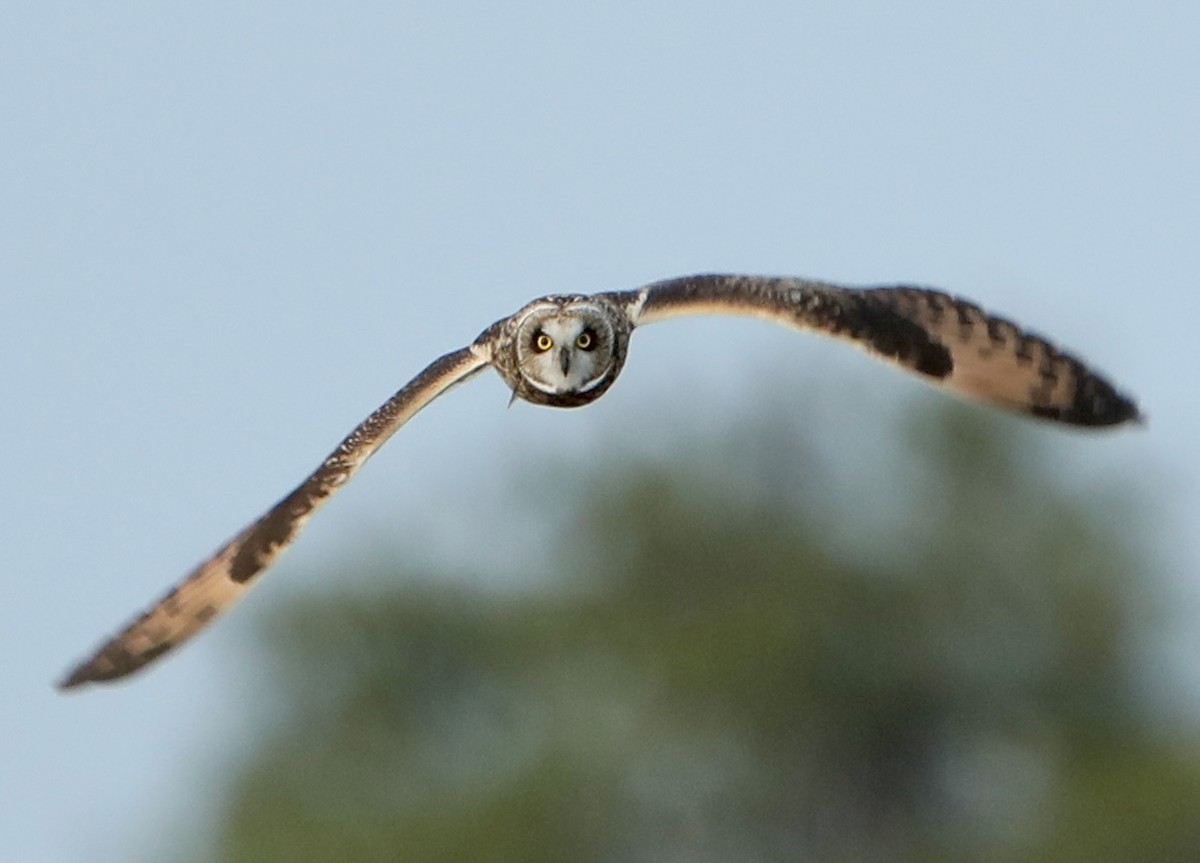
[{"left": 59, "top": 274, "right": 1141, "bottom": 689}]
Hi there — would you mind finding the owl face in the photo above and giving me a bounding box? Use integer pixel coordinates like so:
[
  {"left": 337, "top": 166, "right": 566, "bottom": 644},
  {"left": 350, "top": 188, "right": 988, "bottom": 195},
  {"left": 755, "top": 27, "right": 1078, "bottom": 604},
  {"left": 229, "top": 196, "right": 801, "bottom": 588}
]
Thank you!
[{"left": 510, "top": 298, "right": 626, "bottom": 406}]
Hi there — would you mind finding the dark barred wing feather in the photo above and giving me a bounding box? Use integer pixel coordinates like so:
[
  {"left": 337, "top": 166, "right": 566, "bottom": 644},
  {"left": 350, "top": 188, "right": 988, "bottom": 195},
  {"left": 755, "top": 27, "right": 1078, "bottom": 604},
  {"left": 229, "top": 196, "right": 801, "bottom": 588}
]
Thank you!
[{"left": 863, "top": 286, "right": 1138, "bottom": 425}]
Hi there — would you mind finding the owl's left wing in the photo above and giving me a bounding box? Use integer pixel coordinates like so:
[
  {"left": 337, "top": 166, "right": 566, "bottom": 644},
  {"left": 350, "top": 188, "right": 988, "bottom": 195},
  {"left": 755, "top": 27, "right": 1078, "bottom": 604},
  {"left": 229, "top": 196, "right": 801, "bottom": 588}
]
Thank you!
[
  {"left": 59, "top": 345, "right": 491, "bottom": 689},
  {"left": 612, "top": 274, "right": 1139, "bottom": 427}
]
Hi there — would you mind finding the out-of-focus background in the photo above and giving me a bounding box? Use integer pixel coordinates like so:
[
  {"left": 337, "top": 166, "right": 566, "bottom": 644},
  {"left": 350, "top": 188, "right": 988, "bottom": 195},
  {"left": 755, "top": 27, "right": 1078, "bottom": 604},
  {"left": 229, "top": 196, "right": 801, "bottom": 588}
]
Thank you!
[{"left": 4, "top": 3, "right": 1197, "bottom": 861}]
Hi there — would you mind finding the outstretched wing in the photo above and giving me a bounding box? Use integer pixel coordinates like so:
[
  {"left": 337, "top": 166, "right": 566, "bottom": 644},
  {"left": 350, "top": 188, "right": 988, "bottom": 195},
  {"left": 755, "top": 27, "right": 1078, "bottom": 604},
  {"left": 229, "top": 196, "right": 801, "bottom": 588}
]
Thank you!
[
  {"left": 59, "top": 345, "right": 491, "bottom": 689},
  {"left": 614, "top": 274, "right": 1140, "bottom": 426}
]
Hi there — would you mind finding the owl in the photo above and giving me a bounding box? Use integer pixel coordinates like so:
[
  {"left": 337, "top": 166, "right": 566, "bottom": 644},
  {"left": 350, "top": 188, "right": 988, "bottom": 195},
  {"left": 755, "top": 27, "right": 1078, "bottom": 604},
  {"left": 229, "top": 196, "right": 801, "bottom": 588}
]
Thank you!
[{"left": 59, "top": 274, "right": 1141, "bottom": 688}]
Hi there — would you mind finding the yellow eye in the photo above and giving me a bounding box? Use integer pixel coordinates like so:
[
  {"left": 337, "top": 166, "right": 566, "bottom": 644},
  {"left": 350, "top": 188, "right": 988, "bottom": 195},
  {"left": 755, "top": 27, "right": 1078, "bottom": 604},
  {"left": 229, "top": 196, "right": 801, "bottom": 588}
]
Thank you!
[
  {"left": 576, "top": 331, "right": 593, "bottom": 350},
  {"left": 535, "top": 333, "right": 553, "bottom": 352}
]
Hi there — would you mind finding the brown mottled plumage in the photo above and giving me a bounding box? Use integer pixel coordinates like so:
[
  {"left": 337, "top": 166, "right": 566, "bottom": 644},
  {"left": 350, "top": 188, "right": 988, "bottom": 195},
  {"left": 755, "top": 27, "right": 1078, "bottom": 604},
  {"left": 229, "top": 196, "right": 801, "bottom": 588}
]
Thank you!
[{"left": 59, "top": 274, "right": 1140, "bottom": 689}]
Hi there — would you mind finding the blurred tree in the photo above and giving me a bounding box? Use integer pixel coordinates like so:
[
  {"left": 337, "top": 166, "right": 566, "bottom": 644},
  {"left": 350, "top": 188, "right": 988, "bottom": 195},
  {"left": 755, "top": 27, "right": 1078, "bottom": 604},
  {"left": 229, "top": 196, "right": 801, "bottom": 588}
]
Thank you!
[{"left": 194, "top": 403, "right": 1200, "bottom": 863}]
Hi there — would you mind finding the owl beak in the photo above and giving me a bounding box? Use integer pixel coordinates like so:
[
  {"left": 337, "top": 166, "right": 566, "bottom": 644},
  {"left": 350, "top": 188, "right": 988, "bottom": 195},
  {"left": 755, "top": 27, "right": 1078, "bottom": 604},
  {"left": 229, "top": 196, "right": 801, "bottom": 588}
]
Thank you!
[{"left": 559, "top": 348, "right": 571, "bottom": 375}]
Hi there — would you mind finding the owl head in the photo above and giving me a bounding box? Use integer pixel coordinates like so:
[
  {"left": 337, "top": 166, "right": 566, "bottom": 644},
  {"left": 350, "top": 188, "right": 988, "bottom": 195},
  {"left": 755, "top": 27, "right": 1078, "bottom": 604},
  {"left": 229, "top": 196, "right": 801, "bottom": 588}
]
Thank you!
[{"left": 505, "top": 295, "right": 629, "bottom": 407}]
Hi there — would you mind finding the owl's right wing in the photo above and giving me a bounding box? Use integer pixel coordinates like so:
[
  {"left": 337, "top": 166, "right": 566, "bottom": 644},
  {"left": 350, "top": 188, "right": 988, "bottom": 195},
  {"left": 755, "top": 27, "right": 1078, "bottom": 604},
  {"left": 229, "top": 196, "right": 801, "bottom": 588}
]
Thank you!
[
  {"left": 614, "top": 274, "right": 1140, "bottom": 427},
  {"left": 59, "top": 344, "right": 492, "bottom": 689}
]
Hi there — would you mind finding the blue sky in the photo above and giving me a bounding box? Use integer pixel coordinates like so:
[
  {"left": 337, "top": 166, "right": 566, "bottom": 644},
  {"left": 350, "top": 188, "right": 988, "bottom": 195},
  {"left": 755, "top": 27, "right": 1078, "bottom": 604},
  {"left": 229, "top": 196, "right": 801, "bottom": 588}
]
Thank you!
[{"left": 3, "top": 3, "right": 1197, "bottom": 860}]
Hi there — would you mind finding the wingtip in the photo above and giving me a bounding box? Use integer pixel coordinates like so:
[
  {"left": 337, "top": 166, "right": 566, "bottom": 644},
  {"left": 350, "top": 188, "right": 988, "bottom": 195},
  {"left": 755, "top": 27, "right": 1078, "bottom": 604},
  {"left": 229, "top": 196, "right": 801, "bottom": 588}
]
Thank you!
[
  {"left": 56, "top": 663, "right": 93, "bottom": 692},
  {"left": 1079, "top": 378, "right": 1143, "bottom": 429},
  {"left": 57, "top": 652, "right": 120, "bottom": 690},
  {"left": 56, "top": 657, "right": 134, "bottom": 691},
  {"left": 1109, "top": 394, "right": 1145, "bottom": 428},
  {"left": 56, "top": 638, "right": 176, "bottom": 692}
]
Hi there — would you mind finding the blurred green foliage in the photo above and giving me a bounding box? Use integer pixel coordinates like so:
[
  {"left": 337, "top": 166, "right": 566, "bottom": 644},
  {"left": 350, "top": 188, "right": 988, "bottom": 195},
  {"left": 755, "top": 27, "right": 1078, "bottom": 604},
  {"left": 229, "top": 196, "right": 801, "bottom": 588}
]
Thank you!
[{"left": 200, "top": 404, "right": 1200, "bottom": 862}]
